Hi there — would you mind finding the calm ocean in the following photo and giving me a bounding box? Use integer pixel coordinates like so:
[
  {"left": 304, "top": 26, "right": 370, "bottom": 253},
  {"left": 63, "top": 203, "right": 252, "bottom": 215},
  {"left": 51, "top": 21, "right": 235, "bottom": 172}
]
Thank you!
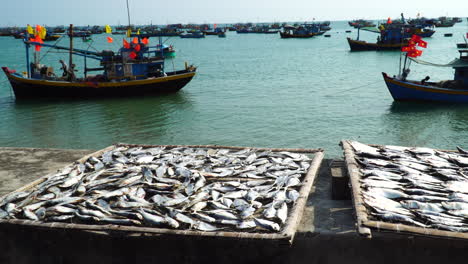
[{"left": 1, "top": 20, "right": 468, "bottom": 157}]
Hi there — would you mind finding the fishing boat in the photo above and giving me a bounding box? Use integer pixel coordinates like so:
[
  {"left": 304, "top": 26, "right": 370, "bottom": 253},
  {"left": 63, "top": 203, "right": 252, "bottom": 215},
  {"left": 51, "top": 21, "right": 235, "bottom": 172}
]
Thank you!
[
  {"left": 180, "top": 31, "right": 205, "bottom": 38},
  {"left": 2, "top": 24, "right": 197, "bottom": 99},
  {"left": 347, "top": 25, "right": 408, "bottom": 51},
  {"left": 156, "top": 44, "right": 176, "bottom": 58},
  {"left": 383, "top": 38, "right": 468, "bottom": 102},
  {"left": 280, "top": 24, "right": 324, "bottom": 38},
  {"left": 348, "top": 19, "right": 376, "bottom": 28}
]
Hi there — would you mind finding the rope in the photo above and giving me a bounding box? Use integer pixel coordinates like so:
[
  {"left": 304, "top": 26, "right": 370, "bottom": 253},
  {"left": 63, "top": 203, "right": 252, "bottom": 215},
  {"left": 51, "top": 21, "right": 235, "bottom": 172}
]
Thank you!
[
  {"left": 39, "top": 36, "right": 65, "bottom": 61},
  {"left": 323, "top": 80, "right": 382, "bottom": 97}
]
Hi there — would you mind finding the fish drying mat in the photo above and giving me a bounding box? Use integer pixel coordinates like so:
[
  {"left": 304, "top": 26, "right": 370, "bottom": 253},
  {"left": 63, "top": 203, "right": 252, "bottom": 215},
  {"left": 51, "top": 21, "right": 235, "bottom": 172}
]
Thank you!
[
  {"left": 342, "top": 140, "right": 468, "bottom": 240},
  {"left": 0, "top": 144, "right": 324, "bottom": 245}
]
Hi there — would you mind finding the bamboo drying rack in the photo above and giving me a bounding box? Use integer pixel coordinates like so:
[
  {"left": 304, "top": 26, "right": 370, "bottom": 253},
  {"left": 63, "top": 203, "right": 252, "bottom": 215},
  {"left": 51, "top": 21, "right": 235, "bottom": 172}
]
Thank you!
[
  {"left": 341, "top": 140, "right": 468, "bottom": 240},
  {"left": 0, "top": 143, "right": 324, "bottom": 245}
]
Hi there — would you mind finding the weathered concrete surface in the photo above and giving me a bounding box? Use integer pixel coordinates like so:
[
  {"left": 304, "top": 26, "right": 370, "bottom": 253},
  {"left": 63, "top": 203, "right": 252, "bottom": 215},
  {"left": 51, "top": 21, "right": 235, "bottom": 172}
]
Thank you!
[
  {"left": 1, "top": 148, "right": 468, "bottom": 264},
  {"left": 0, "top": 147, "right": 93, "bottom": 195}
]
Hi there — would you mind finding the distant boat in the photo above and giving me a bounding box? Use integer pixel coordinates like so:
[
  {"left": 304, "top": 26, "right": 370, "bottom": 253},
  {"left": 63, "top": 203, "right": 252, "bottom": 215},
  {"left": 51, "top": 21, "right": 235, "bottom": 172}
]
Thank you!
[
  {"left": 383, "top": 49, "right": 468, "bottom": 102},
  {"left": 218, "top": 32, "right": 226, "bottom": 38},
  {"left": 280, "top": 24, "right": 324, "bottom": 38},
  {"left": 180, "top": 31, "right": 205, "bottom": 38}
]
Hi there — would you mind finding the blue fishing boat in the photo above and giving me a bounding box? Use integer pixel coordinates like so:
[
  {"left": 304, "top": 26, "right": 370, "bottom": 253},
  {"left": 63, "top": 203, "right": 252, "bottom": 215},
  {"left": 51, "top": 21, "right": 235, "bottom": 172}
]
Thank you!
[
  {"left": 383, "top": 50, "right": 468, "bottom": 102},
  {"left": 1, "top": 24, "right": 196, "bottom": 99}
]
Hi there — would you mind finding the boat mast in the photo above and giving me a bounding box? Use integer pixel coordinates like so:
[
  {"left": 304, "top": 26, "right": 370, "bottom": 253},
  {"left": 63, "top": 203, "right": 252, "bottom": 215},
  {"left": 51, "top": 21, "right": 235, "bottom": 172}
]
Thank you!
[
  {"left": 69, "top": 24, "right": 74, "bottom": 80},
  {"left": 126, "top": 0, "right": 131, "bottom": 28}
]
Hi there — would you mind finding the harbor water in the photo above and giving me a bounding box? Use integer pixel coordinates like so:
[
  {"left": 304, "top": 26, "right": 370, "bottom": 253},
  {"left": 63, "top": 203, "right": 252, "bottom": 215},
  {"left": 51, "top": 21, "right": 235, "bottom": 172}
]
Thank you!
[{"left": 1, "top": 21, "right": 468, "bottom": 158}]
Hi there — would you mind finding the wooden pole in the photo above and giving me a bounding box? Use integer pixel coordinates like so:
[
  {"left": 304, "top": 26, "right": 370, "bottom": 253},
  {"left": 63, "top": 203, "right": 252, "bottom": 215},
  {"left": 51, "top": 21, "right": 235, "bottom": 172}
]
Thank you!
[{"left": 341, "top": 140, "right": 372, "bottom": 238}]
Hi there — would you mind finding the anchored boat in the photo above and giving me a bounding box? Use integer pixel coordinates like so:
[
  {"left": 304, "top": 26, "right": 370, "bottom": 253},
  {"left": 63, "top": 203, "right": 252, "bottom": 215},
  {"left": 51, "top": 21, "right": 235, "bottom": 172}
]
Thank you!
[
  {"left": 2, "top": 24, "right": 196, "bottom": 99},
  {"left": 383, "top": 37, "right": 468, "bottom": 102}
]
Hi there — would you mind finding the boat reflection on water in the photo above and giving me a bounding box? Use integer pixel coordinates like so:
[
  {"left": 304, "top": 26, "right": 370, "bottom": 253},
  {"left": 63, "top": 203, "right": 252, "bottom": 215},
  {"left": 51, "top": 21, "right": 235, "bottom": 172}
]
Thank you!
[{"left": 11, "top": 92, "right": 194, "bottom": 149}]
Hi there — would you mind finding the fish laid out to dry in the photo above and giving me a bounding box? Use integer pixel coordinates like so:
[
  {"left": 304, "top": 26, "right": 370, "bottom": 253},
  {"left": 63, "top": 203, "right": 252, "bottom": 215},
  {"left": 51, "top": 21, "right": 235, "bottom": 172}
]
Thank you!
[
  {"left": 0, "top": 146, "right": 312, "bottom": 233},
  {"left": 349, "top": 141, "right": 468, "bottom": 232}
]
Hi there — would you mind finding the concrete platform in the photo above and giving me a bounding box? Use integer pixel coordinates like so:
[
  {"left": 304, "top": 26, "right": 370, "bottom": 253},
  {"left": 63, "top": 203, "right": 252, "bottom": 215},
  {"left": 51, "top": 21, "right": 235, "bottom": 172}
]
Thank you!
[{"left": 0, "top": 148, "right": 467, "bottom": 264}]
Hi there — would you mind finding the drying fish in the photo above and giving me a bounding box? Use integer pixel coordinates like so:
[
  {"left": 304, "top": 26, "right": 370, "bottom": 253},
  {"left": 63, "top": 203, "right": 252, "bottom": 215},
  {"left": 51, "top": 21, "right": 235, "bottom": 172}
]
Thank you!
[
  {"left": 0, "top": 146, "right": 313, "bottom": 234},
  {"left": 254, "top": 218, "right": 280, "bottom": 232}
]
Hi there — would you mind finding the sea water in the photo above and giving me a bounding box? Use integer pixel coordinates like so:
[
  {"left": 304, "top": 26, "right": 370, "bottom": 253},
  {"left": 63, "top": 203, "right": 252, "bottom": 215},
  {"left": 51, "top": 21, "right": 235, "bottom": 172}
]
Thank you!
[{"left": 1, "top": 20, "right": 468, "bottom": 157}]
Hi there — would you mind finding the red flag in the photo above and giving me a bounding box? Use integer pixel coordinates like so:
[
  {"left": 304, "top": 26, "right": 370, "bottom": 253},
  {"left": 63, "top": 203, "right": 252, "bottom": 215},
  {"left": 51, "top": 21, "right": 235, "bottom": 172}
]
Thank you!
[
  {"left": 107, "top": 36, "right": 113, "bottom": 43},
  {"left": 142, "top": 37, "right": 149, "bottom": 45},
  {"left": 35, "top": 45, "right": 41, "bottom": 52},
  {"left": 134, "top": 44, "right": 141, "bottom": 52},
  {"left": 132, "top": 37, "right": 138, "bottom": 44},
  {"left": 418, "top": 39, "right": 427, "bottom": 48},
  {"left": 123, "top": 39, "right": 130, "bottom": 49},
  {"left": 401, "top": 46, "right": 412, "bottom": 52},
  {"left": 35, "top": 25, "right": 42, "bottom": 35},
  {"left": 129, "top": 51, "right": 137, "bottom": 59},
  {"left": 408, "top": 39, "right": 417, "bottom": 47},
  {"left": 410, "top": 34, "right": 422, "bottom": 43},
  {"left": 407, "top": 49, "right": 423, "bottom": 58},
  {"left": 387, "top": 17, "right": 392, "bottom": 24},
  {"left": 214, "top": 24, "right": 217, "bottom": 29}
]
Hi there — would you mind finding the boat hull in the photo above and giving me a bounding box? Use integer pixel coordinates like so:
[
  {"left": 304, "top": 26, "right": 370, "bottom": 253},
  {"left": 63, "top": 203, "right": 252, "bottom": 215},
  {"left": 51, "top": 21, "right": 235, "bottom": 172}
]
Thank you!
[
  {"left": 280, "top": 32, "right": 321, "bottom": 38},
  {"left": 2, "top": 68, "right": 196, "bottom": 99},
  {"left": 347, "top": 38, "right": 405, "bottom": 51},
  {"left": 382, "top": 72, "right": 468, "bottom": 102}
]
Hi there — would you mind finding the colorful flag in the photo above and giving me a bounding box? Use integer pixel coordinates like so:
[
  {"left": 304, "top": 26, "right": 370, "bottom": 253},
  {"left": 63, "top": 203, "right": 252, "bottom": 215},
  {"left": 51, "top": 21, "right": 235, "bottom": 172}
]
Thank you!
[
  {"left": 134, "top": 44, "right": 141, "bottom": 52},
  {"left": 126, "top": 28, "right": 132, "bottom": 38},
  {"left": 123, "top": 39, "right": 130, "bottom": 49},
  {"left": 39, "top": 27, "right": 47, "bottom": 39},
  {"left": 132, "top": 37, "right": 138, "bottom": 44},
  {"left": 214, "top": 24, "right": 217, "bottom": 29},
  {"left": 137, "top": 29, "right": 140, "bottom": 35},
  {"left": 107, "top": 36, "right": 113, "bottom": 43},
  {"left": 26, "top": 24, "right": 34, "bottom": 35},
  {"left": 129, "top": 51, "right": 137, "bottom": 59},
  {"left": 35, "top": 45, "right": 41, "bottom": 52},
  {"left": 142, "top": 37, "right": 149, "bottom": 45},
  {"left": 387, "top": 17, "right": 392, "bottom": 24},
  {"left": 35, "top": 25, "right": 42, "bottom": 36},
  {"left": 105, "top": 25, "right": 112, "bottom": 34}
]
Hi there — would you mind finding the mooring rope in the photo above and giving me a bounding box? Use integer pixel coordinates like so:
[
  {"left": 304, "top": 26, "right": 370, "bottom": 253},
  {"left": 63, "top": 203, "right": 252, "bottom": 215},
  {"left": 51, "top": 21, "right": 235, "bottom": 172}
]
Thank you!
[{"left": 323, "top": 80, "right": 382, "bottom": 97}]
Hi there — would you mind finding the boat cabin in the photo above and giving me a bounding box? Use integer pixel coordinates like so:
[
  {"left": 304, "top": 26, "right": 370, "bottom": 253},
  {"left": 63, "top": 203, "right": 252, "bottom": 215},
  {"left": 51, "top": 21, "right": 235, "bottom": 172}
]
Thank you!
[{"left": 453, "top": 50, "right": 468, "bottom": 87}]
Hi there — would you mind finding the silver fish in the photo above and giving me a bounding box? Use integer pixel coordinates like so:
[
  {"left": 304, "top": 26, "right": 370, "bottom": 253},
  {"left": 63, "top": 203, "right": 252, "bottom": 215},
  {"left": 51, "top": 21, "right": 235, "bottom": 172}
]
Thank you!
[
  {"left": 194, "top": 221, "right": 220, "bottom": 231},
  {"left": 139, "top": 209, "right": 166, "bottom": 226},
  {"left": 254, "top": 218, "right": 280, "bottom": 232},
  {"left": 276, "top": 202, "right": 288, "bottom": 224}
]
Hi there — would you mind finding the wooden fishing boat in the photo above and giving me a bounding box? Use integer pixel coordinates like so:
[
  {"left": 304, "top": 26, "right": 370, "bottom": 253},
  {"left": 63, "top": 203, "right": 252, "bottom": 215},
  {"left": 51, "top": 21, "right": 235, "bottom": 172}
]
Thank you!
[
  {"left": 347, "top": 37, "right": 406, "bottom": 51},
  {"left": 280, "top": 24, "right": 324, "bottom": 39},
  {"left": 2, "top": 24, "right": 197, "bottom": 100},
  {"left": 382, "top": 50, "right": 468, "bottom": 102},
  {"left": 43, "top": 34, "right": 61, "bottom": 41}
]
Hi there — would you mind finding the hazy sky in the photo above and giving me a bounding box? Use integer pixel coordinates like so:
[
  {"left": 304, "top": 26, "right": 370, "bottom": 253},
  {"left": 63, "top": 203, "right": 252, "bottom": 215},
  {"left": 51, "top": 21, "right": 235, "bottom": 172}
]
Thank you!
[{"left": 2, "top": 0, "right": 467, "bottom": 26}]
